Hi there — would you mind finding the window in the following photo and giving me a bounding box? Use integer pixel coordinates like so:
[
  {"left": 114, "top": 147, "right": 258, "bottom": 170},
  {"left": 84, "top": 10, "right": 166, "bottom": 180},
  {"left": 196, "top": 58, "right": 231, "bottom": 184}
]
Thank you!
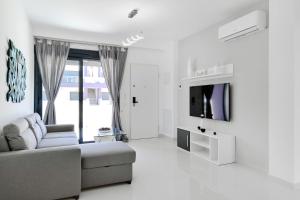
[{"left": 35, "top": 48, "right": 112, "bottom": 143}]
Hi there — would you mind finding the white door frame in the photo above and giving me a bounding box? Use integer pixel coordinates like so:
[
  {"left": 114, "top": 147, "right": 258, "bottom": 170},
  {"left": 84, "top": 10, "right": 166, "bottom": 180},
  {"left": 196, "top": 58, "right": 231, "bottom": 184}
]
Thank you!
[{"left": 129, "top": 63, "right": 159, "bottom": 139}]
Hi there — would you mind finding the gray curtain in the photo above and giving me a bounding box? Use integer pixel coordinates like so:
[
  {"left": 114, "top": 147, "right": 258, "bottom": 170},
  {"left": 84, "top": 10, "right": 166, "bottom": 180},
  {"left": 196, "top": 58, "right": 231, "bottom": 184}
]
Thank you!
[
  {"left": 35, "top": 39, "right": 70, "bottom": 125},
  {"left": 98, "top": 45, "right": 128, "bottom": 133}
]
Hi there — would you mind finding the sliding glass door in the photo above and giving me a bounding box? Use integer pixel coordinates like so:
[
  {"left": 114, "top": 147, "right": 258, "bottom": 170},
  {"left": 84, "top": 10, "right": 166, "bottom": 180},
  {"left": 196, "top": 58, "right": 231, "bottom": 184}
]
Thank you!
[
  {"left": 82, "top": 60, "right": 112, "bottom": 141},
  {"left": 42, "top": 59, "right": 112, "bottom": 143}
]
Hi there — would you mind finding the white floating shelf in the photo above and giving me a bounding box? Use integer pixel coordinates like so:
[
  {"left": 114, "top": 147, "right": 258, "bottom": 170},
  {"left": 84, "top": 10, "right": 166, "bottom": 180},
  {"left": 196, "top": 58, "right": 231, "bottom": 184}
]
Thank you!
[{"left": 181, "top": 64, "right": 234, "bottom": 82}]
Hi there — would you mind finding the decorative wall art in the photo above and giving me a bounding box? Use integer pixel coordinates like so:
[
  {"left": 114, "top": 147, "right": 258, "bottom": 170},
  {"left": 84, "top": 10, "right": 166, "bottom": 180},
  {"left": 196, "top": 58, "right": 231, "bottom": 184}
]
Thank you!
[{"left": 6, "top": 39, "right": 26, "bottom": 103}]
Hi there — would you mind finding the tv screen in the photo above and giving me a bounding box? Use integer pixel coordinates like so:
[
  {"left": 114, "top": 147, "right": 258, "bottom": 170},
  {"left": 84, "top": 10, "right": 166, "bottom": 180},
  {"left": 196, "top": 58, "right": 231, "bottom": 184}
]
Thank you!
[{"left": 190, "top": 83, "right": 230, "bottom": 121}]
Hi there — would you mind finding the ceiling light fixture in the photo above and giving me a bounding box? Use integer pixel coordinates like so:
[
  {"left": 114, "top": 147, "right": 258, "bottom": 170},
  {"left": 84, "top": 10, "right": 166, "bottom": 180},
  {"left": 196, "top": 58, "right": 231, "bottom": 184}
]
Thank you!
[
  {"left": 128, "top": 9, "right": 139, "bottom": 18},
  {"left": 122, "top": 32, "right": 144, "bottom": 47},
  {"left": 122, "top": 9, "right": 143, "bottom": 46}
]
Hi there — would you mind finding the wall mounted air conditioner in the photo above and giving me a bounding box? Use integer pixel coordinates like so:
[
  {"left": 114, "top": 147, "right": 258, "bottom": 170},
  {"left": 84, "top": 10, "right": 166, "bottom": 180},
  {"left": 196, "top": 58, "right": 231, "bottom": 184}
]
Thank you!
[{"left": 218, "top": 10, "right": 267, "bottom": 42}]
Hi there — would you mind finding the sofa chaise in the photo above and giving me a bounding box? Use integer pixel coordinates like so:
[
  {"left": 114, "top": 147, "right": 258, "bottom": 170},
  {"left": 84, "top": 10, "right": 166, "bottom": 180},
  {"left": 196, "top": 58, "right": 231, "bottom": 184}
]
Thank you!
[{"left": 0, "top": 113, "right": 136, "bottom": 200}]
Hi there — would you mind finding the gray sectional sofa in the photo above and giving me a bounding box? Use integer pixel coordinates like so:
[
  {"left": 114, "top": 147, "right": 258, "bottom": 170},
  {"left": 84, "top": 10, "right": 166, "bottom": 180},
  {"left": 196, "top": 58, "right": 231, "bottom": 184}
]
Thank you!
[{"left": 0, "top": 113, "right": 136, "bottom": 200}]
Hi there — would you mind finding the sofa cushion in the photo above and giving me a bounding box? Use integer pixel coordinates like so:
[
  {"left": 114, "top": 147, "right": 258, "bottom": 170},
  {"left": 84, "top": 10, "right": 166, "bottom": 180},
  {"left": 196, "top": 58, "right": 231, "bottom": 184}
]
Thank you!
[
  {"left": 34, "top": 113, "right": 42, "bottom": 121},
  {"left": 37, "top": 138, "right": 79, "bottom": 149},
  {"left": 25, "top": 114, "right": 43, "bottom": 144},
  {"left": 20, "top": 129, "right": 38, "bottom": 150},
  {"left": 37, "top": 119, "right": 47, "bottom": 136},
  {"left": 44, "top": 132, "right": 77, "bottom": 139},
  {"left": 0, "top": 135, "right": 10, "bottom": 152},
  {"left": 4, "top": 119, "right": 37, "bottom": 150},
  {"left": 33, "top": 113, "right": 47, "bottom": 136},
  {"left": 25, "top": 114, "right": 37, "bottom": 127},
  {"left": 31, "top": 124, "right": 43, "bottom": 143},
  {"left": 80, "top": 142, "right": 136, "bottom": 169}
]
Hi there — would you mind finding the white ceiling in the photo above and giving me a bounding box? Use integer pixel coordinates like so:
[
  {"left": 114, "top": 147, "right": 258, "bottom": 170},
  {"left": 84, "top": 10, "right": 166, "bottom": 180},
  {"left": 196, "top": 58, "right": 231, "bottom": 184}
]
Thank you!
[{"left": 23, "top": 0, "right": 265, "bottom": 41}]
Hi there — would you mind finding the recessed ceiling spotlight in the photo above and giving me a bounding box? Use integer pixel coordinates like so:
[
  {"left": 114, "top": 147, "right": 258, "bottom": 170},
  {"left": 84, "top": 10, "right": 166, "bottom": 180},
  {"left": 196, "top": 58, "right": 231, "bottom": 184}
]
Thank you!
[{"left": 128, "top": 9, "right": 139, "bottom": 18}]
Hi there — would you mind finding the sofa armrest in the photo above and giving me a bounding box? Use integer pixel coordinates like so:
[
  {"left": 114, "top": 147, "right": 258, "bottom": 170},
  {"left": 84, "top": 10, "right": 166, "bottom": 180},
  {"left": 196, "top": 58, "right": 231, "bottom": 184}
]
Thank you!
[
  {"left": 46, "top": 124, "right": 74, "bottom": 133},
  {"left": 0, "top": 146, "right": 81, "bottom": 200}
]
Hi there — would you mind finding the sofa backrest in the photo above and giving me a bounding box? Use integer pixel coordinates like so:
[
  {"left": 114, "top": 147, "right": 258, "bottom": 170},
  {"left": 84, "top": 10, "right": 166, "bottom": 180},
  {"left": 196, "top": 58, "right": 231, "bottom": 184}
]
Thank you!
[
  {"left": 3, "top": 118, "right": 37, "bottom": 151},
  {"left": 25, "top": 113, "right": 44, "bottom": 144},
  {"left": 0, "top": 134, "right": 10, "bottom": 152},
  {"left": 34, "top": 113, "right": 47, "bottom": 136}
]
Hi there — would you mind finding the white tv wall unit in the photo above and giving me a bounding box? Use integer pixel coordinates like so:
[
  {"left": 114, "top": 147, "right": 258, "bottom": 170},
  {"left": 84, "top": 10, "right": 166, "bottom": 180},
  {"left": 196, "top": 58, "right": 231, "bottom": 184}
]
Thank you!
[{"left": 177, "top": 126, "right": 236, "bottom": 165}]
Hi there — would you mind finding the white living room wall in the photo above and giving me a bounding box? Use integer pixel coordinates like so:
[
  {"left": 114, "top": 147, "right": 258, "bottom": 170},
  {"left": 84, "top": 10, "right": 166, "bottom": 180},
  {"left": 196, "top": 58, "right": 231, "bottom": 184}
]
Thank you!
[
  {"left": 268, "top": 0, "right": 294, "bottom": 184},
  {"left": 177, "top": 5, "right": 269, "bottom": 171},
  {"left": 0, "top": 0, "right": 34, "bottom": 132},
  {"left": 295, "top": 0, "right": 300, "bottom": 184},
  {"left": 269, "top": 0, "right": 300, "bottom": 184}
]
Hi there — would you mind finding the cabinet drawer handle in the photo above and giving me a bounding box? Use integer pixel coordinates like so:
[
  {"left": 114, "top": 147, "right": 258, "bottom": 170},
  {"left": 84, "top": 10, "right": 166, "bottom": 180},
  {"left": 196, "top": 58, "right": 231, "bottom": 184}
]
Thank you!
[{"left": 187, "top": 135, "right": 189, "bottom": 147}]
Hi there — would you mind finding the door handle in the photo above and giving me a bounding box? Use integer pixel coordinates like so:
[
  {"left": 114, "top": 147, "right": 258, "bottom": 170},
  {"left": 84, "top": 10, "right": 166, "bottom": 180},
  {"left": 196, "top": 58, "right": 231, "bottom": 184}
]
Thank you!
[
  {"left": 132, "top": 97, "right": 139, "bottom": 106},
  {"left": 187, "top": 135, "right": 189, "bottom": 148}
]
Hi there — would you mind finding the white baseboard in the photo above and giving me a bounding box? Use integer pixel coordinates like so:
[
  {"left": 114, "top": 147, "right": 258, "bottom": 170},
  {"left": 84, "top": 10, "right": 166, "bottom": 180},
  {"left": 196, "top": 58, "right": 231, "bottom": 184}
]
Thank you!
[
  {"left": 268, "top": 174, "right": 300, "bottom": 189},
  {"left": 159, "top": 133, "right": 176, "bottom": 140}
]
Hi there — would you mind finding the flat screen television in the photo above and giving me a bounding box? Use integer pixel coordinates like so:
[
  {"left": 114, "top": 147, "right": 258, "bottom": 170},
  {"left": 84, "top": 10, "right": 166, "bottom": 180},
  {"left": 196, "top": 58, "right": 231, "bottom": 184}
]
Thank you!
[{"left": 190, "top": 83, "right": 230, "bottom": 121}]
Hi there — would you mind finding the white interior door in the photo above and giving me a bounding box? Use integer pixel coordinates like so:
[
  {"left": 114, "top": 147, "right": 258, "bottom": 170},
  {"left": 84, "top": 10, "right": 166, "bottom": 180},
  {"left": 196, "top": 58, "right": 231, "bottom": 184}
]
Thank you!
[{"left": 130, "top": 64, "right": 158, "bottom": 139}]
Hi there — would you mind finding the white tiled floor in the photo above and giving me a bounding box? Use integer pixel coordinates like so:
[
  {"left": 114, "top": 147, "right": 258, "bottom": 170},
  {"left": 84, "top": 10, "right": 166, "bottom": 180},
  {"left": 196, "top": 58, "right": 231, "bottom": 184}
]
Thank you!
[{"left": 79, "top": 137, "right": 300, "bottom": 200}]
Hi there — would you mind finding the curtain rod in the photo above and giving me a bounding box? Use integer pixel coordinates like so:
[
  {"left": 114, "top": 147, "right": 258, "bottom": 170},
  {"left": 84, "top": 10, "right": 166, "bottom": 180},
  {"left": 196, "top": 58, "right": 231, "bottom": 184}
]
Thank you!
[{"left": 34, "top": 35, "right": 125, "bottom": 48}]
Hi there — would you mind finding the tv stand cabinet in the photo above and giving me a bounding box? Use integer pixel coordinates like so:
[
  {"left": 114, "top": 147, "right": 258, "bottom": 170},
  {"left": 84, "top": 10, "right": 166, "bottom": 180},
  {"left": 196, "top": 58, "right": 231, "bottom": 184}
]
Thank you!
[{"left": 177, "top": 126, "right": 236, "bottom": 165}]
